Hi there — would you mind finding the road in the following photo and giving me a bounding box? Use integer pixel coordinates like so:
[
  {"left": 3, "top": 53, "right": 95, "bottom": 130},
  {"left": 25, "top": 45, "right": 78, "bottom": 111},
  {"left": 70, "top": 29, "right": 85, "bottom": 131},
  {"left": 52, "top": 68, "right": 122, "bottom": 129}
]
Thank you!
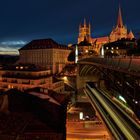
[
  {"left": 67, "top": 121, "right": 110, "bottom": 140},
  {"left": 66, "top": 93, "right": 110, "bottom": 140}
]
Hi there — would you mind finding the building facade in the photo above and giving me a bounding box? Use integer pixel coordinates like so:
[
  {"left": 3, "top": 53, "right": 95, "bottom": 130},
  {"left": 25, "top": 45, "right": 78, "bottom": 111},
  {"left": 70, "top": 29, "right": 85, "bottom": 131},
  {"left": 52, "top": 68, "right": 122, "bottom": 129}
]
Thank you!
[
  {"left": 19, "top": 39, "right": 71, "bottom": 74},
  {"left": 109, "top": 5, "right": 134, "bottom": 42},
  {"left": 0, "top": 64, "right": 64, "bottom": 93},
  {"left": 77, "top": 5, "right": 135, "bottom": 55},
  {"left": 78, "top": 19, "right": 92, "bottom": 44}
]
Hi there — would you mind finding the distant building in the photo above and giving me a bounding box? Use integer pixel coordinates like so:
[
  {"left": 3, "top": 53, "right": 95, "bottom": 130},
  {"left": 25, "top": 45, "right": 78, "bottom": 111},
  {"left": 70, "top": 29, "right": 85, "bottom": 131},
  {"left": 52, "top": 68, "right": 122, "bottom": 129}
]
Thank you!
[
  {"left": 92, "top": 36, "right": 109, "bottom": 54},
  {"left": 103, "top": 39, "right": 136, "bottom": 56},
  {"left": 78, "top": 38, "right": 94, "bottom": 59},
  {"left": 109, "top": 5, "right": 134, "bottom": 42},
  {"left": 77, "top": 5, "right": 135, "bottom": 55},
  {"left": 0, "top": 64, "right": 64, "bottom": 93},
  {"left": 78, "top": 18, "right": 92, "bottom": 44},
  {"left": 19, "top": 39, "right": 71, "bottom": 74},
  {"left": 0, "top": 39, "right": 71, "bottom": 93}
]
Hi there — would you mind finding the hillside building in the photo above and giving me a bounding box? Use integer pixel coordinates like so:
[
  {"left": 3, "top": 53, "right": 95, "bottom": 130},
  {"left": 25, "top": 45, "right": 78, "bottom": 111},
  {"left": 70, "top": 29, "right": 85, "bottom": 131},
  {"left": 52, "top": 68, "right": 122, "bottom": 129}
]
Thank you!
[
  {"left": 0, "top": 64, "right": 64, "bottom": 93},
  {"left": 77, "top": 5, "right": 135, "bottom": 56},
  {"left": 19, "top": 39, "right": 71, "bottom": 74}
]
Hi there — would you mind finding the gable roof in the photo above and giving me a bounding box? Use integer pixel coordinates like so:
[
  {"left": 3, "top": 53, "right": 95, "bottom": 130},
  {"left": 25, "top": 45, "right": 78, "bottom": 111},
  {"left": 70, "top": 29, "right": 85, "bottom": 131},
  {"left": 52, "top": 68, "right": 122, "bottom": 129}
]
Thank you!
[{"left": 19, "top": 38, "right": 70, "bottom": 50}]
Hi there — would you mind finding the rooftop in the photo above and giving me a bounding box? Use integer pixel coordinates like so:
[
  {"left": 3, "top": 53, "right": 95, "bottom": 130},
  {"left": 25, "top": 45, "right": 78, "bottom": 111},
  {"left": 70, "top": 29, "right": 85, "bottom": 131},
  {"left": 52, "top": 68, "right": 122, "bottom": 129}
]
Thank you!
[
  {"left": 0, "top": 89, "right": 67, "bottom": 139},
  {"left": 92, "top": 36, "right": 109, "bottom": 43},
  {"left": 19, "top": 38, "right": 71, "bottom": 50},
  {"left": 78, "top": 38, "right": 92, "bottom": 46}
]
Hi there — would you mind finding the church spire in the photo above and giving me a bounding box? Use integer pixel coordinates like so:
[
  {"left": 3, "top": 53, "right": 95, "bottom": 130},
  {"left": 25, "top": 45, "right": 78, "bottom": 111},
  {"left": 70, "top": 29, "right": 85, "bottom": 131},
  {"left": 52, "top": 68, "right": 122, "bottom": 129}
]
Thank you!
[
  {"left": 79, "top": 23, "right": 82, "bottom": 30},
  {"left": 88, "top": 22, "right": 91, "bottom": 28},
  {"left": 84, "top": 18, "right": 86, "bottom": 27},
  {"left": 117, "top": 4, "right": 123, "bottom": 27}
]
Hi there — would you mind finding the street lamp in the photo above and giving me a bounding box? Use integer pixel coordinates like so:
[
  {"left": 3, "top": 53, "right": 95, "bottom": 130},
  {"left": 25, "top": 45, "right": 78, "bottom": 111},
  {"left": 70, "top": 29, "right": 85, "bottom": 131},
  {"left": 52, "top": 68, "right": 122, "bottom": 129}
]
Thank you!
[{"left": 63, "top": 76, "right": 68, "bottom": 81}]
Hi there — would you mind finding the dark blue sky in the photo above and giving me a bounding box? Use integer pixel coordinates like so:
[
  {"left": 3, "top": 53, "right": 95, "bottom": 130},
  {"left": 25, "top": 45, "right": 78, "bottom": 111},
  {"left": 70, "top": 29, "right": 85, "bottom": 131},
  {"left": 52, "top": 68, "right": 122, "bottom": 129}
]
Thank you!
[{"left": 0, "top": 0, "right": 140, "bottom": 54}]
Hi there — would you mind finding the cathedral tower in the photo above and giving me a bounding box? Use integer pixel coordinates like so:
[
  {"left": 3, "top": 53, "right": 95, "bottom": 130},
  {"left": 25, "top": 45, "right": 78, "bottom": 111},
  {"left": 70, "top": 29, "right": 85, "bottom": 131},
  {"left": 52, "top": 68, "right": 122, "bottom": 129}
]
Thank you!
[
  {"left": 117, "top": 5, "right": 123, "bottom": 28},
  {"left": 78, "top": 19, "right": 91, "bottom": 44},
  {"left": 109, "top": 5, "right": 129, "bottom": 42}
]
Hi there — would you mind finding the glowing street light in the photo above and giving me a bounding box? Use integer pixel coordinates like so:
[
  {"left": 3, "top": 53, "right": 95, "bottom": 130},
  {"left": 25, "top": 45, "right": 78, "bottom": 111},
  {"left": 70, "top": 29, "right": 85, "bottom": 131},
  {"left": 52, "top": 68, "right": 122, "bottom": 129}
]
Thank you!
[{"left": 63, "top": 76, "right": 68, "bottom": 81}]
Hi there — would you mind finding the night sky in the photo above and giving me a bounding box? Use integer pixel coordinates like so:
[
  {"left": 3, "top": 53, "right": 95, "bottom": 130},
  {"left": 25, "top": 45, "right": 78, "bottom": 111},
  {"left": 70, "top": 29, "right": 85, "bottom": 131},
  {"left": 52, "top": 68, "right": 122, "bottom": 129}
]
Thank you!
[{"left": 0, "top": 0, "right": 140, "bottom": 54}]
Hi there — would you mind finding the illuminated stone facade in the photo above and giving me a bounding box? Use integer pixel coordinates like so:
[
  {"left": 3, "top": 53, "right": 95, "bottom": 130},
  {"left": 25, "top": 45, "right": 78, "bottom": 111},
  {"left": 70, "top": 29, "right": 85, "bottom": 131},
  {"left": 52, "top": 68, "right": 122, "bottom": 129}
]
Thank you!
[
  {"left": 0, "top": 39, "right": 71, "bottom": 93},
  {"left": 77, "top": 5, "right": 135, "bottom": 55},
  {"left": 0, "top": 64, "right": 64, "bottom": 92},
  {"left": 109, "top": 5, "right": 134, "bottom": 42},
  {"left": 78, "top": 38, "right": 93, "bottom": 59},
  {"left": 78, "top": 19, "right": 92, "bottom": 44},
  {"left": 19, "top": 39, "right": 71, "bottom": 74}
]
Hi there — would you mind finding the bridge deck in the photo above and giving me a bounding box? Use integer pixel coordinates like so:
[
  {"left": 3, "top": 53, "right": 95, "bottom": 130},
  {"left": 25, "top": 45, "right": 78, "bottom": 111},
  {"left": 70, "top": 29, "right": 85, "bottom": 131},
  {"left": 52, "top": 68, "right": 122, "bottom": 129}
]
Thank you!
[{"left": 78, "top": 57, "right": 140, "bottom": 77}]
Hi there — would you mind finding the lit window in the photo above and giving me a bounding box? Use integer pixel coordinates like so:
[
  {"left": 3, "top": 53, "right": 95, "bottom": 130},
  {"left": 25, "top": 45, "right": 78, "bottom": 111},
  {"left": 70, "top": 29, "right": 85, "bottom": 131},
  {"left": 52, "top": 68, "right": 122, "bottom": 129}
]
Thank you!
[
  {"left": 79, "top": 112, "right": 83, "bottom": 120},
  {"left": 16, "top": 66, "right": 19, "bottom": 69},
  {"left": 20, "top": 66, "right": 23, "bottom": 69},
  {"left": 111, "top": 47, "right": 114, "bottom": 50},
  {"left": 116, "top": 47, "right": 119, "bottom": 49}
]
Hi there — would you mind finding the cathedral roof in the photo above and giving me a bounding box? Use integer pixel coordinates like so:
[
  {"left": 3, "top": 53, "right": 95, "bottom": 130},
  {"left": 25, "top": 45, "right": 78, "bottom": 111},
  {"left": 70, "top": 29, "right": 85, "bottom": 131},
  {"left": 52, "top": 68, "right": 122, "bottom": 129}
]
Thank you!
[
  {"left": 128, "top": 30, "right": 135, "bottom": 39},
  {"left": 19, "top": 38, "right": 71, "bottom": 50},
  {"left": 92, "top": 36, "right": 109, "bottom": 43},
  {"left": 78, "top": 37, "right": 92, "bottom": 46}
]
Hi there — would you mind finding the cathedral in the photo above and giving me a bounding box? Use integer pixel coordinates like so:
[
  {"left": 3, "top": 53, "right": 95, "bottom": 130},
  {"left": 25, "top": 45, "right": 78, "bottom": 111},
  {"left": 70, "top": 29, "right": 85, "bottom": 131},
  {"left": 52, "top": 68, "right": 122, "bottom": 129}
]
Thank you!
[
  {"left": 109, "top": 5, "right": 134, "bottom": 42},
  {"left": 77, "top": 5, "right": 135, "bottom": 55},
  {"left": 78, "top": 18, "right": 92, "bottom": 44}
]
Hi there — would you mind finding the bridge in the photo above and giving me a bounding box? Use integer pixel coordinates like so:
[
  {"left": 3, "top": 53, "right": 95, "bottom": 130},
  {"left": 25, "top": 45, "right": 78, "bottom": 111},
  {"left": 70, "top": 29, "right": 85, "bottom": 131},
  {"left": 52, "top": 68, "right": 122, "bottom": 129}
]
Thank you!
[
  {"left": 77, "top": 57, "right": 140, "bottom": 139},
  {"left": 85, "top": 82, "right": 140, "bottom": 139},
  {"left": 78, "top": 57, "right": 140, "bottom": 77}
]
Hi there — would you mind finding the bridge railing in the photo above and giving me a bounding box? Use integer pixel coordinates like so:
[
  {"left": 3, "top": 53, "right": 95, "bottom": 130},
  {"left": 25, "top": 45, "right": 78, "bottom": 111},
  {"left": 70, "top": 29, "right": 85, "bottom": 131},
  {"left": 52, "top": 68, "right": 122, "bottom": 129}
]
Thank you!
[{"left": 78, "top": 56, "right": 140, "bottom": 74}]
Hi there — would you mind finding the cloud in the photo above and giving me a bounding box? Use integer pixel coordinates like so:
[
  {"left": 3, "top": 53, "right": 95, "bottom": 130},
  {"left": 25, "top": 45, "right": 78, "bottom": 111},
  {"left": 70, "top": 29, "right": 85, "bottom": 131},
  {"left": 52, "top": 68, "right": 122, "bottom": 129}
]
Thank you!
[
  {"left": 1, "top": 40, "right": 26, "bottom": 46},
  {"left": 0, "top": 40, "right": 27, "bottom": 55}
]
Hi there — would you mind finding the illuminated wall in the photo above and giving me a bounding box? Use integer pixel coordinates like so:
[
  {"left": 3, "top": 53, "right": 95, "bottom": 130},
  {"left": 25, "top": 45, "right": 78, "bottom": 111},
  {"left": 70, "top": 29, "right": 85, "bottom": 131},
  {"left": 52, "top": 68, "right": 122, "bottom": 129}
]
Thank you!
[{"left": 19, "top": 39, "right": 71, "bottom": 74}]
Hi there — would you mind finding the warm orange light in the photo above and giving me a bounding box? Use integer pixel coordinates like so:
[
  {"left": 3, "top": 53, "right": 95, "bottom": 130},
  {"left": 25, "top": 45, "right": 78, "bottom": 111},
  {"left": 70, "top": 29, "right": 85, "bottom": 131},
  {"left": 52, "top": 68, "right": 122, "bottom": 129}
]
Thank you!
[
  {"left": 20, "top": 66, "right": 23, "bottom": 69},
  {"left": 63, "top": 76, "right": 68, "bottom": 81}
]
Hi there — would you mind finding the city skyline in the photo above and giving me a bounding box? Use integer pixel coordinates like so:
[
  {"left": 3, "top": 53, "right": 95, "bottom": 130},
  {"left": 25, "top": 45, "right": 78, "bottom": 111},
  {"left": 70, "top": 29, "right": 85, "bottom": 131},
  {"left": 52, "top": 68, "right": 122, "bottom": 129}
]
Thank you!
[{"left": 0, "top": 0, "right": 140, "bottom": 54}]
